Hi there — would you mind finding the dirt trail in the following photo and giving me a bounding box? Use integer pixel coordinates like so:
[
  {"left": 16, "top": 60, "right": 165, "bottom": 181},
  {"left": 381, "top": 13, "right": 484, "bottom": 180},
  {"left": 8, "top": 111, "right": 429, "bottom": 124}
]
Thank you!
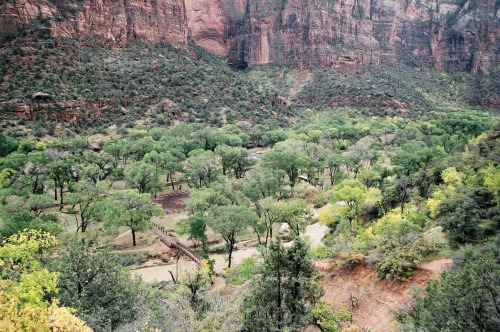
[
  {"left": 317, "top": 258, "right": 452, "bottom": 332},
  {"left": 304, "top": 223, "right": 328, "bottom": 246}
]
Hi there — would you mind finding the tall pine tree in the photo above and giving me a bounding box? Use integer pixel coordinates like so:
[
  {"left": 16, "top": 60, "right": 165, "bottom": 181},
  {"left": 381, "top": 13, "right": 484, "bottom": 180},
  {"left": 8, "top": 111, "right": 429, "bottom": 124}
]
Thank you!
[{"left": 242, "top": 238, "right": 322, "bottom": 331}]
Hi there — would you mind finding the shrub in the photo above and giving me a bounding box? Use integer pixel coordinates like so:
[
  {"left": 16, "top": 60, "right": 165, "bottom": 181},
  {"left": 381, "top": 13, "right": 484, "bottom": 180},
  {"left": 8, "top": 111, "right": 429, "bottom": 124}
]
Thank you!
[
  {"left": 376, "top": 238, "right": 440, "bottom": 281},
  {"left": 310, "top": 244, "right": 330, "bottom": 260},
  {"left": 113, "top": 253, "right": 149, "bottom": 267},
  {"left": 226, "top": 257, "right": 256, "bottom": 285},
  {"left": 312, "top": 301, "right": 352, "bottom": 332}
]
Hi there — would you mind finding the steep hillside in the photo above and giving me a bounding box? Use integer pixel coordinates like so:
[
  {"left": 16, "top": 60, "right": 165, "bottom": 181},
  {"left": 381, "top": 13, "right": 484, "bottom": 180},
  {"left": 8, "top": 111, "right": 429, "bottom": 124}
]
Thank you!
[
  {"left": 1, "top": 0, "right": 499, "bottom": 127},
  {"left": 248, "top": 65, "right": 500, "bottom": 114},
  {"left": 0, "top": 31, "right": 289, "bottom": 132},
  {"left": 316, "top": 259, "right": 453, "bottom": 331}
]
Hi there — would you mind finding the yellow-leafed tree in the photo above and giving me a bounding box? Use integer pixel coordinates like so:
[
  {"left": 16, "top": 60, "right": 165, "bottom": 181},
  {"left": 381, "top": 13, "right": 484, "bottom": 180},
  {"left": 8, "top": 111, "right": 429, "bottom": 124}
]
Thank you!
[{"left": 0, "top": 229, "right": 92, "bottom": 331}]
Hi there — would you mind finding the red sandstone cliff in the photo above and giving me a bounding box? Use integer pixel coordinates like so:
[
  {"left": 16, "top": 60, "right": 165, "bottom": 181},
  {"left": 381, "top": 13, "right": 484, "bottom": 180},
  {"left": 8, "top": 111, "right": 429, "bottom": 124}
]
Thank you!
[
  {"left": 185, "top": 0, "right": 500, "bottom": 73},
  {"left": 0, "top": 0, "right": 187, "bottom": 46},
  {"left": 1, "top": 0, "right": 499, "bottom": 73}
]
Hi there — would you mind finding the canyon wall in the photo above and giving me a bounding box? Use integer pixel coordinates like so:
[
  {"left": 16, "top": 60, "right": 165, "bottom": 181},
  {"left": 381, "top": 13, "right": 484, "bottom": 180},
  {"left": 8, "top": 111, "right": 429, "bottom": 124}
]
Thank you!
[
  {"left": 0, "top": 0, "right": 187, "bottom": 46},
  {"left": 185, "top": 0, "right": 500, "bottom": 73},
  {"left": 1, "top": 0, "right": 499, "bottom": 72}
]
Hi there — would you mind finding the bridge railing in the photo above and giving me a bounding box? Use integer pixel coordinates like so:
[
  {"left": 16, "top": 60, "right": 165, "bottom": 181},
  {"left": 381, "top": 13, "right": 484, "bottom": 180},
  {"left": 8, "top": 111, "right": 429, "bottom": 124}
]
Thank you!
[{"left": 150, "top": 222, "right": 202, "bottom": 266}]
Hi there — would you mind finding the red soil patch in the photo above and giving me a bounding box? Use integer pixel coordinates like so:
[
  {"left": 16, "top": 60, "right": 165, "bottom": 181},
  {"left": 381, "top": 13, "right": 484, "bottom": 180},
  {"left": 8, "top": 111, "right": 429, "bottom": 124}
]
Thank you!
[
  {"left": 153, "top": 190, "right": 189, "bottom": 213},
  {"left": 316, "top": 258, "right": 452, "bottom": 332}
]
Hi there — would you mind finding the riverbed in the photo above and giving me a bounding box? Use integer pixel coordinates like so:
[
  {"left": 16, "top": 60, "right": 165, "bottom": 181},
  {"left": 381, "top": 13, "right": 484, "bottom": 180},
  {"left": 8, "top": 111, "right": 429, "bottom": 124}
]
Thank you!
[{"left": 132, "top": 222, "right": 328, "bottom": 282}]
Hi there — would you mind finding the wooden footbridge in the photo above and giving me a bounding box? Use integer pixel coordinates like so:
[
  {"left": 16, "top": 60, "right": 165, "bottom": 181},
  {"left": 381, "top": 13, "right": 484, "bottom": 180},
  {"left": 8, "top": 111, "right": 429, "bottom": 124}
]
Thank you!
[{"left": 150, "top": 221, "right": 202, "bottom": 266}]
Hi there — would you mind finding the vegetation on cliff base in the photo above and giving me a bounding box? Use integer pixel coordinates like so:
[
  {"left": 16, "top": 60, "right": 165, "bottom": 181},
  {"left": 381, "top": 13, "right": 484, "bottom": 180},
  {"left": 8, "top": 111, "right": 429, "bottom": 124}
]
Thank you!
[{"left": 0, "top": 29, "right": 289, "bottom": 132}]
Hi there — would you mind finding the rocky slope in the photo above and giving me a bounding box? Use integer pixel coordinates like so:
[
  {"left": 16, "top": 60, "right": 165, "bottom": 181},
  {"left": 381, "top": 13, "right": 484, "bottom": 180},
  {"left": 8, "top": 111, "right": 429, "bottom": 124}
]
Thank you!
[
  {"left": 316, "top": 258, "right": 453, "bottom": 331},
  {"left": 1, "top": 0, "right": 499, "bottom": 72}
]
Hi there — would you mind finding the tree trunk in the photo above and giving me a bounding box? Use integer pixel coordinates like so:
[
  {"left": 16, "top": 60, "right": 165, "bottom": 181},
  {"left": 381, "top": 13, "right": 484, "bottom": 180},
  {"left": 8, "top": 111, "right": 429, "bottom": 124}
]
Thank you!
[
  {"left": 33, "top": 176, "right": 39, "bottom": 194},
  {"left": 400, "top": 191, "right": 407, "bottom": 216},
  {"left": 80, "top": 212, "right": 87, "bottom": 233},
  {"left": 254, "top": 229, "right": 262, "bottom": 244},
  {"left": 59, "top": 185, "right": 64, "bottom": 209},
  {"left": 228, "top": 235, "right": 235, "bottom": 268},
  {"left": 169, "top": 174, "right": 175, "bottom": 190},
  {"left": 132, "top": 229, "right": 137, "bottom": 246},
  {"left": 228, "top": 243, "right": 233, "bottom": 268},
  {"left": 277, "top": 243, "right": 282, "bottom": 330}
]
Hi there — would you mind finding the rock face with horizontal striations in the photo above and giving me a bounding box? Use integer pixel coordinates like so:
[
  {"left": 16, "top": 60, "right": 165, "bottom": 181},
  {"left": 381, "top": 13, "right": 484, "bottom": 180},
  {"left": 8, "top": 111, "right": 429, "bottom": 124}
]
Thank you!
[
  {"left": 0, "top": 0, "right": 188, "bottom": 47},
  {"left": 1, "top": 0, "right": 499, "bottom": 73}
]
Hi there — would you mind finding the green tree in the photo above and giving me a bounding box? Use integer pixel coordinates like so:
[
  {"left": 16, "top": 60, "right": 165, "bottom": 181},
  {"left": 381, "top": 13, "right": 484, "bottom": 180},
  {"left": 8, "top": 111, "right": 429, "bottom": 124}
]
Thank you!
[
  {"left": 193, "top": 128, "right": 218, "bottom": 151},
  {"left": 56, "top": 237, "right": 145, "bottom": 331},
  {"left": 176, "top": 260, "right": 214, "bottom": 308},
  {"left": 0, "top": 229, "right": 92, "bottom": 331},
  {"left": 242, "top": 238, "right": 322, "bottom": 331},
  {"left": 249, "top": 124, "right": 267, "bottom": 148},
  {"left": 64, "top": 179, "right": 108, "bottom": 233},
  {"left": 103, "top": 141, "right": 123, "bottom": 166},
  {"left": 143, "top": 150, "right": 182, "bottom": 189},
  {"left": 483, "top": 164, "right": 500, "bottom": 202},
  {"left": 330, "top": 179, "right": 382, "bottom": 232},
  {"left": 82, "top": 151, "right": 114, "bottom": 181},
  {"left": 0, "top": 168, "right": 16, "bottom": 189},
  {"left": 437, "top": 194, "right": 482, "bottom": 246},
  {"left": 215, "top": 144, "right": 255, "bottom": 178},
  {"left": 179, "top": 213, "right": 207, "bottom": 248},
  {"left": 311, "top": 301, "right": 352, "bottom": 332},
  {"left": 185, "top": 150, "right": 221, "bottom": 188},
  {"left": 263, "top": 147, "right": 311, "bottom": 188},
  {"left": 258, "top": 197, "right": 281, "bottom": 245},
  {"left": 358, "top": 168, "right": 382, "bottom": 188},
  {"left": 392, "top": 143, "right": 445, "bottom": 176},
  {"left": 12, "top": 151, "right": 50, "bottom": 195},
  {"left": 124, "top": 160, "right": 162, "bottom": 194},
  {"left": 207, "top": 205, "right": 258, "bottom": 268},
  {"left": 103, "top": 190, "right": 163, "bottom": 246},
  {"left": 0, "top": 134, "right": 18, "bottom": 157},
  {"left": 399, "top": 247, "right": 500, "bottom": 331},
  {"left": 128, "top": 137, "right": 155, "bottom": 161},
  {"left": 344, "top": 155, "right": 363, "bottom": 179},
  {"left": 47, "top": 151, "right": 73, "bottom": 206},
  {"left": 0, "top": 204, "right": 62, "bottom": 240},
  {"left": 240, "top": 167, "right": 287, "bottom": 214},
  {"left": 261, "top": 198, "right": 312, "bottom": 237},
  {"left": 325, "top": 154, "right": 345, "bottom": 186},
  {"left": 186, "top": 184, "right": 243, "bottom": 214},
  {"left": 264, "top": 130, "right": 288, "bottom": 147}
]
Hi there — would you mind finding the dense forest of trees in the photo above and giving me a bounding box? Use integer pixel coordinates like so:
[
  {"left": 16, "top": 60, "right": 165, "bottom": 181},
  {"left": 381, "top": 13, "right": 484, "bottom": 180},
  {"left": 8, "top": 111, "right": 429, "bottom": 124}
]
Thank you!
[
  {"left": 1, "top": 25, "right": 499, "bottom": 331},
  {"left": 1, "top": 105, "right": 499, "bottom": 330}
]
